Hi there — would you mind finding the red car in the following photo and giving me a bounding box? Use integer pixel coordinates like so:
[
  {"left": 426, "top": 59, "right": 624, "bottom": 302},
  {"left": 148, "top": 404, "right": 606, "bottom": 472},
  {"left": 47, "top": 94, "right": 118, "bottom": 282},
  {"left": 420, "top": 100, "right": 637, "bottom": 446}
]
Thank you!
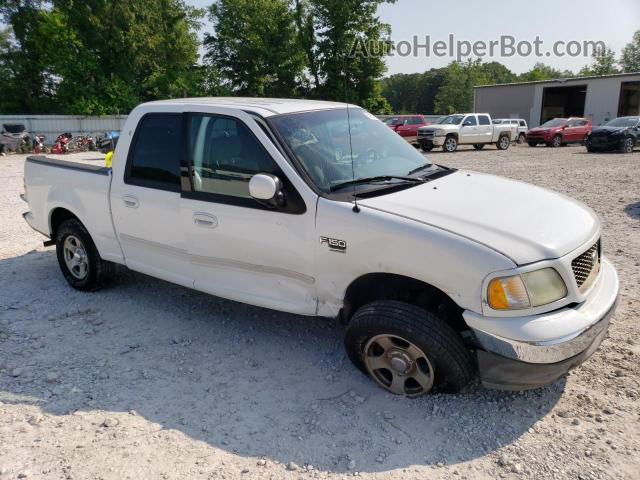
[
  {"left": 384, "top": 115, "right": 430, "bottom": 142},
  {"left": 526, "top": 117, "right": 592, "bottom": 147}
]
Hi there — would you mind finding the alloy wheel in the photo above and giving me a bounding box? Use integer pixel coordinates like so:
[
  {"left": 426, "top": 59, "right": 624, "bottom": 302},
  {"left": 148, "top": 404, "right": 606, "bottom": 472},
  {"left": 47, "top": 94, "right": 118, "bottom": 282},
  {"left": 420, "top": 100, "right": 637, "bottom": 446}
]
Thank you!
[
  {"left": 363, "top": 334, "right": 435, "bottom": 397},
  {"left": 63, "top": 235, "right": 89, "bottom": 280}
]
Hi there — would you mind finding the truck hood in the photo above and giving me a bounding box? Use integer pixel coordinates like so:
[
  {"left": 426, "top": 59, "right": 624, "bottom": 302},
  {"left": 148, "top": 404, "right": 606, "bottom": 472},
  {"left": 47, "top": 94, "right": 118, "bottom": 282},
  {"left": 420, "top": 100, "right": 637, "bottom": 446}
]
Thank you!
[{"left": 358, "top": 170, "right": 599, "bottom": 265}]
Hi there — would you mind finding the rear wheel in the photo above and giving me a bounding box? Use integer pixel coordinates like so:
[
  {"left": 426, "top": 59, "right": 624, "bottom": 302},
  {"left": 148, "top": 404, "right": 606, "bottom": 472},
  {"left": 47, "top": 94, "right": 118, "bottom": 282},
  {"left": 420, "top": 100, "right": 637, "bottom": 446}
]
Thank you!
[
  {"left": 442, "top": 136, "right": 458, "bottom": 153},
  {"left": 55, "top": 218, "right": 115, "bottom": 291},
  {"left": 472, "top": 144, "right": 485, "bottom": 150},
  {"left": 518, "top": 133, "right": 526, "bottom": 144},
  {"left": 496, "top": 135, "right": 511, "bottom": 150},
  {"left": 344, "top": 301, "right": 476, "bottom": 395}
]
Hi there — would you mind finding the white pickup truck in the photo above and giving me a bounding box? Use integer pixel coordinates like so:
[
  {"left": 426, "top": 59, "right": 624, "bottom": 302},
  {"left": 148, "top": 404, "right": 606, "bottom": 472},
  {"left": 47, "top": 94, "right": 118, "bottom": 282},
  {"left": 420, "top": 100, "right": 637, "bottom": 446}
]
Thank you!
[
  {"left": 22, "top": 98, "right": 618, "bottom": 395},
  {"left": 417, "top": 113, "right": 517, "bottom": 152}
]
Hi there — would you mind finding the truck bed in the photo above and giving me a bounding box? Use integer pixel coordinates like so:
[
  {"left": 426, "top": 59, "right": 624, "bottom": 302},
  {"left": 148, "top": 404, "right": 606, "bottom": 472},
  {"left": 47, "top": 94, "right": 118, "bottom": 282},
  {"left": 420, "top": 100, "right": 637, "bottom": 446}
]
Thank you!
[{"left": 23, "top": 155, "right": 124, "bottom": 264}]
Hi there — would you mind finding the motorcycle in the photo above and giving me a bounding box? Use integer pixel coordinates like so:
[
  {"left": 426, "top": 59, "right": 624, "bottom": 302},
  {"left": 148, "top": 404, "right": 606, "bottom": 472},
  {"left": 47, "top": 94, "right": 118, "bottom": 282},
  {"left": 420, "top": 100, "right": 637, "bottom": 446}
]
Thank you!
[
  {"left": 32, "top": 135, "right": 47, "bottom": 154},
  {"left": 51, "top": 132, "right": 72, "bottom": 154}
]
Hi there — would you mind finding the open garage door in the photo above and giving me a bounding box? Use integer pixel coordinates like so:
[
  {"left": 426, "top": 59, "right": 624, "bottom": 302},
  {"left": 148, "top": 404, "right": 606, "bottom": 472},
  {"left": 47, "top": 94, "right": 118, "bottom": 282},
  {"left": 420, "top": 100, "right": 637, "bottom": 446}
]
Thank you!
[
  {"left": 540, "top": 85, "right": 587, "bottom": 124},
  {"left": 618, "top": 82, "right": 640, "bottom": 117}
]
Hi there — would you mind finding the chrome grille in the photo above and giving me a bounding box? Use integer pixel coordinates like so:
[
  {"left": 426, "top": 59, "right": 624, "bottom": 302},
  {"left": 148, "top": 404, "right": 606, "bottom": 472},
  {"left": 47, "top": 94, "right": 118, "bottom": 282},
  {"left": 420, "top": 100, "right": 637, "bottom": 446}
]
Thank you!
[
  {"left": 418, "top": 129, "right": 434, "bottom": 140},
  {"left": 572, "top": 240, "right": 601, "bottom": 290}
]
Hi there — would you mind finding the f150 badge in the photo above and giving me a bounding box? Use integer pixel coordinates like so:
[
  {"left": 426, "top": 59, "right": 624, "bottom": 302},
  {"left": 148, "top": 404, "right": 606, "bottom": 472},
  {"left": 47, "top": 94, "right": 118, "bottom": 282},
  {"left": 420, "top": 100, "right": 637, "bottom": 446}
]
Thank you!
[{"left": 320, "top": 236, "right": 347, "bottom": 253}]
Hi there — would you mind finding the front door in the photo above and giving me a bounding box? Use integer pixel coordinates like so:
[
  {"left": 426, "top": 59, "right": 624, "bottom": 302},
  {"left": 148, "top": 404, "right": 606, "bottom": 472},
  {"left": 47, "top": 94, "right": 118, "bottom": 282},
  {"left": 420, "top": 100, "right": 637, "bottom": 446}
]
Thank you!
[
  {"left": 460, "top": 115, "right": 479, "bottom": 143},
  {"left": 180, "top": 110, "right": 318, "bottom": 315}
]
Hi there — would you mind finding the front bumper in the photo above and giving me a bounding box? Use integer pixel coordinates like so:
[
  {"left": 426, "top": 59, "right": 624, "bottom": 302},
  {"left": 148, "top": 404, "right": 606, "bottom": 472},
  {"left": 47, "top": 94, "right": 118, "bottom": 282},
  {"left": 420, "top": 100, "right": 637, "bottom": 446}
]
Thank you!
[
  {"left": 588, "top": 136, "right": 625, "bottom": 151},
  {"left": 466, "top": 258, "right": 618, "bottom": 390}
]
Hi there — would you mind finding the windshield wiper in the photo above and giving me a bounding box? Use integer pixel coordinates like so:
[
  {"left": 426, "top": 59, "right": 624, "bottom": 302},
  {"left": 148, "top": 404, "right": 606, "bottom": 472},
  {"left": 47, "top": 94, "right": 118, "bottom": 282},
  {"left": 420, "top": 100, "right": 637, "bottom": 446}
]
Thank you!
[
  {"left": 407, "top": 163, "right": 435, "bottom": 176},
  {"left": 329, "top": 175, "right": 422, "bottom": 192}
]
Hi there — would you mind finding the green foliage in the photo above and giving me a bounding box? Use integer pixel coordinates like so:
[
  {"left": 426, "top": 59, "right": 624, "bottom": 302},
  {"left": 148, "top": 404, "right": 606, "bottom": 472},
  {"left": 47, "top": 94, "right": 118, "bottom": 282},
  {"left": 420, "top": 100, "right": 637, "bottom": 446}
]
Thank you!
[
  {"left": 0, "top": 0, "right": 204, "bottom": 114},
  {"left": 205, "top": 0, "right": 305, "bottom": 97},
  {"left": 621, "top": 31, "right": 640, "bottom": 73},
  {"left": 579, "top": 45, "right": 619, "bottom": 77},
  {"left": 517, "top": 62, "right": 574, "bottom": 82}
]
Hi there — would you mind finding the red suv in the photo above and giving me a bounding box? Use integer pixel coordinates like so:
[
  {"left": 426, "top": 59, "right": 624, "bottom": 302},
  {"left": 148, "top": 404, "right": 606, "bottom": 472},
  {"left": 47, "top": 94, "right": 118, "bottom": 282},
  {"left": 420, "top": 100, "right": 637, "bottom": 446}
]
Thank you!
[
  {"left": 526, "top": 117, "right": 592, "bottom": 147},
  {"left": 384, "top": 115, "right": 431, "bottom": 142}
]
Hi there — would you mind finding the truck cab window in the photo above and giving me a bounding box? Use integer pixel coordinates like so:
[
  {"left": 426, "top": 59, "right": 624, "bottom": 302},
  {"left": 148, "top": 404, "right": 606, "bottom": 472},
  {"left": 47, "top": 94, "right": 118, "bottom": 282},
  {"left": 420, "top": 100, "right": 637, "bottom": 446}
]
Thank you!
[
  {"left": 478, "top": 115, "right": 491, "bottom": 126},
  {"left": 188, "top": 114, "right": 278, "bottom": 199},
  {"left": 127, "top": 114, "right": 182, "bottom": 190},
  {"left": 463, "top": 116, "right": 477, "bottom": 126}
]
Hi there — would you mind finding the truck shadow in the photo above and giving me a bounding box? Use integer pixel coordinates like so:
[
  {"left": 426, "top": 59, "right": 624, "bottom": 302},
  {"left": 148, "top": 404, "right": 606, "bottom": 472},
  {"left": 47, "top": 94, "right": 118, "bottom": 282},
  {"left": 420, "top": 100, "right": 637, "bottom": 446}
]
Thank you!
[
  {"left": 625, "top": 202, "right": 640, "bottom": 220},
  {"left": 0, "top": 249, "right": 564, "bottom": 473}
]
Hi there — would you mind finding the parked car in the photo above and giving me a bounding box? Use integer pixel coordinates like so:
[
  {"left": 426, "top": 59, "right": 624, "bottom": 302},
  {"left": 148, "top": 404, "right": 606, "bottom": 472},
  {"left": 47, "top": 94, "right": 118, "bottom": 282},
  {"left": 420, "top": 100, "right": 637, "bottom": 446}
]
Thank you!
[
  {"left": 417, "top": 113, "right": 517, "bottom": 152},
  {"left": 493, "top": 118, "right": 528, "bottom": 144},
  {"left": 526, "top": 117, "right": 592, "bottom": 147},
  {"left": 1, "top": 124, "right": 31, "bottom": 153},
  {"left": 384, "top": 115, "right": 430, "bottom": 143},
  {"left": 22, "top": 98, "right": 618, "bottom": 396},
  {"left": 585, "top": 116, "right": 640, "bottom": 154}
]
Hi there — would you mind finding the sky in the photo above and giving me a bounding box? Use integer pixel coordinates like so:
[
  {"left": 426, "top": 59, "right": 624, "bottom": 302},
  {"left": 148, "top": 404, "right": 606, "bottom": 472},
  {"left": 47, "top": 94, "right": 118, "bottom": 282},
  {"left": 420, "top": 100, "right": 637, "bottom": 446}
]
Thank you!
[{"left": 189, "top": 0, "right": 640, "bottom": 75}]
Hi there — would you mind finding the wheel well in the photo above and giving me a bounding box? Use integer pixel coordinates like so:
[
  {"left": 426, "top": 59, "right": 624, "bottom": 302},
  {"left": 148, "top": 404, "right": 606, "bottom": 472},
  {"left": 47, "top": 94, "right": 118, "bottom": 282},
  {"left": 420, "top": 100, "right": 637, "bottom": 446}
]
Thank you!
[
  {"left": 342, "top": 273, "right": 468, "bottom": 334},
  {"left": 446, "top": 132, "right": 458, "bottom": 140},
  {"left": 50, "top": 208, "right": 79, "bottom": 240}
]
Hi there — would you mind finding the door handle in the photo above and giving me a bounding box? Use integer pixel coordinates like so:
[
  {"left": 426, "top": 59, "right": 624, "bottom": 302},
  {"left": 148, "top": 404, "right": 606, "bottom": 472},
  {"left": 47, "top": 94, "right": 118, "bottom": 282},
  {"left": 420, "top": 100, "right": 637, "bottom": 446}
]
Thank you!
[
  {"left": 193, "top": 212, "right": 218, "bottom": 229},
  {"left": 122, "top": 195, "right": 139, "bottom": 208}
]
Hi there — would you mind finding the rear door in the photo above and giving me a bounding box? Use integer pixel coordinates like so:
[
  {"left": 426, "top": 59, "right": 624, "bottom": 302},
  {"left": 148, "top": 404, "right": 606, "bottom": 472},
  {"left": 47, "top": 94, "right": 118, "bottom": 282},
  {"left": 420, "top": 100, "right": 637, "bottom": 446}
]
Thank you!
[
  {"left": 476, "top": 115, "right": 493, "bottom": 143},
  {"left": 110, "top": 109, "right": 192, "bottom": 287}
]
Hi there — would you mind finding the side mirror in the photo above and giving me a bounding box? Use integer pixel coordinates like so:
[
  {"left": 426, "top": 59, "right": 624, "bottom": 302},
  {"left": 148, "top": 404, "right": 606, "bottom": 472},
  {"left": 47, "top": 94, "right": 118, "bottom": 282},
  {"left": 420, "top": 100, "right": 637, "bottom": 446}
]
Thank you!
[{"left": 249, "top": 173, "right": 284, "bottom": 208}]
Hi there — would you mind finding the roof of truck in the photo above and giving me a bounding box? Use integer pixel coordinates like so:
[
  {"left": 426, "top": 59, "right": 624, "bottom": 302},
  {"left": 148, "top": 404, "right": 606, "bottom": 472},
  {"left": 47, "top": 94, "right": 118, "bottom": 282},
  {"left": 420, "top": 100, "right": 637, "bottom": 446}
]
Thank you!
[{"left": 142, "top": 97, "right": 356, "bottom": 117}]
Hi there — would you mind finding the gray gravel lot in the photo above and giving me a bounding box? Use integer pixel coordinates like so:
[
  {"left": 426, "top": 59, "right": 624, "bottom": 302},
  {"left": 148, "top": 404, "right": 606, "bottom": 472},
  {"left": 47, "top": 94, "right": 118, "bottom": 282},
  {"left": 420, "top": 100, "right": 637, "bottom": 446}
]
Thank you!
[{"left": 0, "top": 144, "right": 639, "bottom": 480}]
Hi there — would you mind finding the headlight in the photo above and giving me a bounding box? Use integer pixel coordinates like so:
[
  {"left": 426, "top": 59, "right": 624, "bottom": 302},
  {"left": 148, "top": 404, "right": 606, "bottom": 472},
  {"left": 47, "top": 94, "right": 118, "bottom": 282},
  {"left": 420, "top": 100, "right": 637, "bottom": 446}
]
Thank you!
[
  {"left": 434, "top": 129, "right": 446, "bottom": 136},
  {"left": 487, "top": 268, "right": 567, "bottom": 310}
]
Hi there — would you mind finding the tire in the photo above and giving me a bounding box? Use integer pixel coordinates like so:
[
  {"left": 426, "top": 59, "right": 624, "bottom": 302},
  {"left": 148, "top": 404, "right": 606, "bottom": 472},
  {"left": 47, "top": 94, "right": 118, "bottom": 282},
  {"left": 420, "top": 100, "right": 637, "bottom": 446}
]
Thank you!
[
  {"left": 496, "top": 135, "right": 511, "bottom": 150},
  {"left": 55, "top": 218, "right": 115, "bottom": 291},
  {"left": 518, "top": 133, "right": 526, "bottom": 144},
  {"left": 472, "top": 144, "right": 485, "bottom": 150},
  {"left": 528, "top": 142, "right": 538, "bottom": 147},
  {"left": 620, "top": 138, "right": 634, "bottom": 154},
  {"left": 550, "top": 134, "right": 562, "bottom": 148},
  {"left": 442, "top": 136, "right": 458, "bottom": 153},
  {"left": 421, "top": 144, "right": 434, "bottom": 152},
  {"left": 344, "top": 301, "right": 476, "bottom": 395}
]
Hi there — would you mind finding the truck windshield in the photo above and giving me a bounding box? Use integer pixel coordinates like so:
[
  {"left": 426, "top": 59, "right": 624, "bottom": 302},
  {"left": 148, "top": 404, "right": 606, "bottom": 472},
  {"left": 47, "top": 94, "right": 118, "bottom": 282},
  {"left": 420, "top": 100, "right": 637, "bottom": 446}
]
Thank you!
[
  {"left": 437, "top": 115, "right": 464, "bottom": 125},
  {"left": 270, "top": 109, "right": 436, "bottom": 193},
  {"left": 603, "top": 117, "right": 639, "bottom": 128}
]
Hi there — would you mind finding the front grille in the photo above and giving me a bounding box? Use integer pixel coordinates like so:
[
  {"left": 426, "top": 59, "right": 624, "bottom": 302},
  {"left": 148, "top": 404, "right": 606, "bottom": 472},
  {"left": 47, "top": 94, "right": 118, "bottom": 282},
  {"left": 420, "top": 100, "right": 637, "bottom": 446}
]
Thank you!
[
  {"left": 572, "top": 240, "right": 601, "bottom": 290},
  {"left": 418, "top": 129, "right": 434, "bottom": 140}
]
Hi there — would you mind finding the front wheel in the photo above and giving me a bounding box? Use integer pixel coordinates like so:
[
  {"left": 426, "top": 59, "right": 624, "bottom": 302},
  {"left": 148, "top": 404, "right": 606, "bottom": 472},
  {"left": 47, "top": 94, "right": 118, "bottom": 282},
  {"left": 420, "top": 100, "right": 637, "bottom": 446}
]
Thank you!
[
  {"left": 56, "top": 218, "right": 115, "bottom": 291},
  {"left": 344, "top": 301, "right": 476, "bottom": 396},
  {"left": 421, "top": 144, "right": 434, "bottom": 152},
  {"left": 496, "top": 135, "right": 511, "bottom": 150},
  {"left": 620, "top": 138, "right": 634, "bottom": 154},
  {"left": 473, "top": 144, "right": 485, "bottom": 150},
  {"left": 442, "top": 136, "right": 458, "bottom": 153}
]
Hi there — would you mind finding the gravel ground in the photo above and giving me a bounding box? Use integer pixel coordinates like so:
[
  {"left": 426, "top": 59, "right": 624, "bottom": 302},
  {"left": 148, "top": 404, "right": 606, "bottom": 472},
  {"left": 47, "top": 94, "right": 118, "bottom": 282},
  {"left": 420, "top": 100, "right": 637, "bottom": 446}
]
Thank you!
[{"left": 0, "top": 145, "right": 639, "bottom": 480}]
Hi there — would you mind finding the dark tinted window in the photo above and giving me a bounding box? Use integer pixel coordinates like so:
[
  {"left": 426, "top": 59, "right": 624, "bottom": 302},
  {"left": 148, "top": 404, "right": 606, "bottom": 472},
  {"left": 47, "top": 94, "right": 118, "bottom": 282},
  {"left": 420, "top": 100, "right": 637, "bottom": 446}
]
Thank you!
[
  {"left": 407, "top": 117, "right": 423, "bottom": 125},
  {"left": 189, "top": 115, "right": 277, "bottom": 199},
  {"left": 464, "top": 116, "right": 477, "bottom": 126},
  {"left": 519, "top": 120, "right": 526, "bottom": 127},
  {"left": 128, "top": 114, "right": 182, "bottom": 189},
  {"left": 478, "top": 115, "right": 491, "bottom": 125}
]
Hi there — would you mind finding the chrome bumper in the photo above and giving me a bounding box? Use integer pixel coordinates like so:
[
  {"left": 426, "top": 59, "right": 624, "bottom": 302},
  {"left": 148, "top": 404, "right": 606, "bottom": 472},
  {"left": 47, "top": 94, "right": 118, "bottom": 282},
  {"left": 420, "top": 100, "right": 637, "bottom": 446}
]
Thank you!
[{"left": 467, "top": 258, "right": 618, "bottom": 364}]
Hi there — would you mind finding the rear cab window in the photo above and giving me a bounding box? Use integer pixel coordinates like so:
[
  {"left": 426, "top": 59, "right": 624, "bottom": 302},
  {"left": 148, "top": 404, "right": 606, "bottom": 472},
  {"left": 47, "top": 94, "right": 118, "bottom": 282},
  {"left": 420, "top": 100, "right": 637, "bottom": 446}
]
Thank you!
[{"left": 478, "top": 115, "right": 491, "bottom": 126}]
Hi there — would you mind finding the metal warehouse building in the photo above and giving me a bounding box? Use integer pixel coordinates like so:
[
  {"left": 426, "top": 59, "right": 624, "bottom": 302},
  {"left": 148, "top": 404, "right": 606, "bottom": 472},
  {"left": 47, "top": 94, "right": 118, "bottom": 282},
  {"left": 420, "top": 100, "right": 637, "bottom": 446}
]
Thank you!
[{"left": 474, "top": 72, "right": 640, "bottom": 128}]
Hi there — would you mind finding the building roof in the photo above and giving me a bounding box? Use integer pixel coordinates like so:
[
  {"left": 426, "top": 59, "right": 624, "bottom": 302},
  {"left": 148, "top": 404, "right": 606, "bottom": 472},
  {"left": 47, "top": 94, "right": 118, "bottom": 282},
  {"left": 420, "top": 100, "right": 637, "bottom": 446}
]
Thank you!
[
  {"left": 474, "top": 71, "right": 640, "bottom": 89},
  {"left": 142, "top": 97, "right": 355, "bottom": 117}
]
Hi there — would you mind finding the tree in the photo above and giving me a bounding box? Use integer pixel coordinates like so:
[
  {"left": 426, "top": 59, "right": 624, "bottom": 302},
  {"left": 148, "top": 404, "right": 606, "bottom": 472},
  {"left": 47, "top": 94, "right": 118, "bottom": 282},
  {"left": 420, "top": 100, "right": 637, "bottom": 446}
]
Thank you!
[
  {"left": 518, "top": 63, "right": 574, "bottom": 82},
  {"left": 205, "top": 0, "right": 306, "bottom": 97},
  {"left": 621, "top": 30, "right": 640, "bottom": 73},
  {"left": 0, "top": 0, "right": 204, "bottom": 114},
  {"left": 433, "top": 60, "right": 492, "bottom": 114},
  {"left": 579, "top": 45, "right": 619, "bottom": 76}
]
